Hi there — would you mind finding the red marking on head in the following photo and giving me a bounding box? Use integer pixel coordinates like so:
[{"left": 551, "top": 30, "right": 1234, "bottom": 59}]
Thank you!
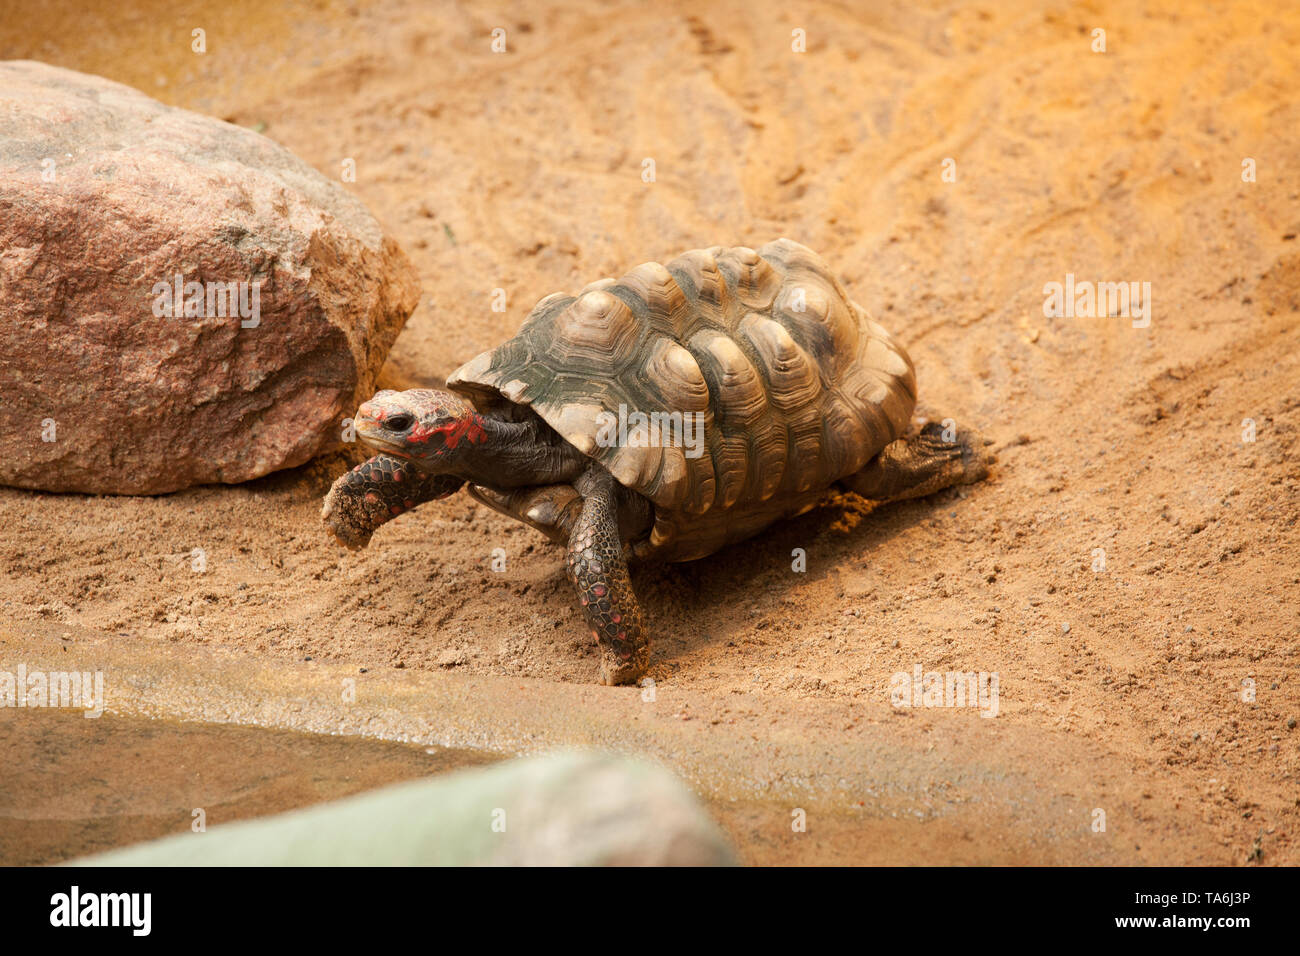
[
  {"left": 612, "top": 613, "right": 621, "bottom": 624},
  {"left": 408, "top": 413, "right": 489, "bottom": 451}
]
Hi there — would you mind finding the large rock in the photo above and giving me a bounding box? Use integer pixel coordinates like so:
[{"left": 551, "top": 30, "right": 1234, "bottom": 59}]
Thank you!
[
  {"left": 0, "top": 61, "right": 420, "bottom": 494},
  {"left": 74, "top": 751, "right": 740, "bottom": 866}
]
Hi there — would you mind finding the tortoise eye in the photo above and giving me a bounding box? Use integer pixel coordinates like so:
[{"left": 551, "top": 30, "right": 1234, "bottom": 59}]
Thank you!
[{"left": 385, "top": 413, "right": 415, "bottom": 432}]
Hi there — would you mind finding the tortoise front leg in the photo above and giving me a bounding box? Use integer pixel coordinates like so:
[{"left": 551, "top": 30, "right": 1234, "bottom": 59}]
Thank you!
[
  {"left": 566, "top": 467, "right": 648, "bottom": 686},
  {"left": 323, "top": 454, "right": 464, "bottom": 550}
]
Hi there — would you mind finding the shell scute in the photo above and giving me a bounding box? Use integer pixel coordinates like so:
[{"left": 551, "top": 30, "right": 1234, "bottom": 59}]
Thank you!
[
  {"left": 738, "top": 313, "right": 822, "bottom": 414},
  {"left": 666, "top": 249, "right": 732, "bottom": 332},
  {"left": 715, "top": 246, "right": 782, "bottom": 312},
  {"left": 550, "top": 290, "right": 641, "bottom": 367},
  {"left": 689, "top": 329, "right": 767, "bottom": 427},
  {"left": 615, "top": 262, "right": 691, "bottom": 339}
]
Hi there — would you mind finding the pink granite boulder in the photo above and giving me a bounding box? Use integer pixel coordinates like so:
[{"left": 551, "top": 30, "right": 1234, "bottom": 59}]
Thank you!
[{"left": 0, "top": 60, "right": 420, "bottom": 494}]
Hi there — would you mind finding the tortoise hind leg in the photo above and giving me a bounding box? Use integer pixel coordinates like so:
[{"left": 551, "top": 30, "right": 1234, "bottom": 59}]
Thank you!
[
  {"left": 841, "top": 421, "right": 992, "bottom": 503},
  {"left": 566, "top": 466, "right": 648, "bottom": 686}
]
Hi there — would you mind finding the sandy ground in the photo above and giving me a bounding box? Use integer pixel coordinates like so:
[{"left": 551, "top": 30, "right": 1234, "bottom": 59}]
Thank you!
[{"left": 0, "top": 0, "right": 1297, "bottom": 864}]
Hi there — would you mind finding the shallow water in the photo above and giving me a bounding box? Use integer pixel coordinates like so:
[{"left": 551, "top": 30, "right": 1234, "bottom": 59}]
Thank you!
[{"left": 0, "top": 710, "right": 497, "bottom": 865}]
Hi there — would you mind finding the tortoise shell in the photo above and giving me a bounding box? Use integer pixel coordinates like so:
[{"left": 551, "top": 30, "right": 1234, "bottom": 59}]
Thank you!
[{"left": 447, "top": 239, "right": 915, "bottom": 561}]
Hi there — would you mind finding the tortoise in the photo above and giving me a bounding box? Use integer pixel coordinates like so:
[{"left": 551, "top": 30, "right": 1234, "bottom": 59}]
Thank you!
[{"left": 322, "top": 239, "right": 990, "bottom": 685}]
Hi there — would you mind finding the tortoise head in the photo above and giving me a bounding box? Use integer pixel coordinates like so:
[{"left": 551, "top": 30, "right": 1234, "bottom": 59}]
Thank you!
[{"left": 354, "top": 388, "right": 489, "bottom": 469}]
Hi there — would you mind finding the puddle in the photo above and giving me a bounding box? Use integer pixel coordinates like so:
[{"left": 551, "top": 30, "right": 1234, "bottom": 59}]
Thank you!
[{"left": 0, "top": 710, "right": 498, "bottom": 865}]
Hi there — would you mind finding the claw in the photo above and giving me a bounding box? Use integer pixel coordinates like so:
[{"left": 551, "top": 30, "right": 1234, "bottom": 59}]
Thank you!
[{"left": 599, "top": 649, "right": 647, "bottom": 687}]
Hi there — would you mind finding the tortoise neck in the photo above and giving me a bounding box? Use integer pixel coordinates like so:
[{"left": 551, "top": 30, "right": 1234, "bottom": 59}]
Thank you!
[{"left": 444, "top": 411, "right": 590, "bottom": 489}]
